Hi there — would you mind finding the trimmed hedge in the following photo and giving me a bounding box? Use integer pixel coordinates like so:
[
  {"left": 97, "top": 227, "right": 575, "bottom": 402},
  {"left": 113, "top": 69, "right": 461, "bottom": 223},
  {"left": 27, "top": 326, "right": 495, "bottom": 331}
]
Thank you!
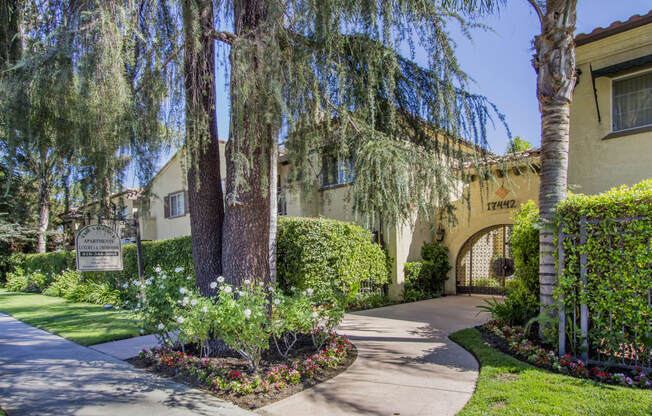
[
  {"left": 276, "top": 217, "right": 389, "bottom": 300},
  {"left": 9, "top": 217, "right": 389, "bottom": 305},
  {"left": 555, "top": 180, "right": 651, "bottom": 360},
  {"left": 16, "top": 236, "right": 195, "bottom": 289},
  {"left": 403, "top": 241, "right": 450, "bottom": 302}
]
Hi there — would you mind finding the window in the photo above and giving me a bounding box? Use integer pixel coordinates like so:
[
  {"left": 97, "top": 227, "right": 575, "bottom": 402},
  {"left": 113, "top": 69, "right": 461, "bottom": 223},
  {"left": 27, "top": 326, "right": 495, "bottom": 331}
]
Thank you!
[
  {"left": 169, "top": 192, "right": 185, "bottom": 217},
  {"left": 322, "top": 157, "right": 355, "bottom": 187},
  {"left": 612, "top": 71, "right": 652, "bottom": 132}
]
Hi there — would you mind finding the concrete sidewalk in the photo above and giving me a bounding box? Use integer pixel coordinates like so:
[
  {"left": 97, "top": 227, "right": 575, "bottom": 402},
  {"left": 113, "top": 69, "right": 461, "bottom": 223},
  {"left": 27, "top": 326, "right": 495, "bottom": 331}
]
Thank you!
[
  {"left": 0, "top": 313, "right": 252, "bottom": 416},
  {"left": 258, "top": 295, "right": 491, "bottom": 416},
  {"left": 90, "top": 334, "right": 161, "bottom": 360}
]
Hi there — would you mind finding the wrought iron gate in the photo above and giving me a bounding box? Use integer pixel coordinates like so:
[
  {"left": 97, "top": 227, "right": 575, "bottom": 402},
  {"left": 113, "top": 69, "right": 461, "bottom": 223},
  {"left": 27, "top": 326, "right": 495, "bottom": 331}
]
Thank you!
[{"left": 456, "top": 225, "right": 513, "bottom": 295}]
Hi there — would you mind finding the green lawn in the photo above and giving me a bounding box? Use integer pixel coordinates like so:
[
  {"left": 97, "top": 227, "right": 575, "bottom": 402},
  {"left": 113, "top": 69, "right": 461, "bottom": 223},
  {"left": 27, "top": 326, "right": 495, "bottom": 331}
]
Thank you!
[
  {"left": 451, "top": 328, "right": 652, "bottom": 416},
  {"left": 0, "top": 288, "right": 142, "bottom": 346}
]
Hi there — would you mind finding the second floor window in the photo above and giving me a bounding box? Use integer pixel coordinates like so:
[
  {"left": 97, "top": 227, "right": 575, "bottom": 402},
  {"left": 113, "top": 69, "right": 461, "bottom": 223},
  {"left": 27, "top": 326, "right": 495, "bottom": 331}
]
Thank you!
[
  {"left": 169, "top": 192, "right": 185, "bottom": 217},
  {"left": 322, "top": 157, "right": 355, "bottom": 187},
  {"left": 612, "top": 70, "right": 652, "bottom": 132}
]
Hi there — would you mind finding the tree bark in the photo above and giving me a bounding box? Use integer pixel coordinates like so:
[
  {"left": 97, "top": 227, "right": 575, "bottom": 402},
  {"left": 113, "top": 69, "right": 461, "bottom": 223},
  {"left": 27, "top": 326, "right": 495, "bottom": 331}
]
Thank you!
[
  {"left": 533, "top": 0, "right": 577, "bottom": 314},
  {"left": 37, "top": 147, "right": 50, "bottom": 253},
  {"left": 181, "top": 0, "right": 224, "bottom": 296},
  {"left": 222, "top": 0, "right": 279, "bottom": 286}
]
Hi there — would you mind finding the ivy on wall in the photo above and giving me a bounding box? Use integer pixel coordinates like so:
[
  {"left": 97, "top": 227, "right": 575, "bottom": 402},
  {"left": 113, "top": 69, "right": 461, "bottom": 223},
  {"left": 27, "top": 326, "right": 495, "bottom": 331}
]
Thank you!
[{"left": 555, "top": 179, "right": 652, "bottom": 360}]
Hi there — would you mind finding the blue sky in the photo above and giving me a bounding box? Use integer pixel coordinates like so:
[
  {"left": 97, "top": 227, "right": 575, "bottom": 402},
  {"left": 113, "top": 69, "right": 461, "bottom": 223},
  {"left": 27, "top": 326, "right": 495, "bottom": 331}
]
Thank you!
[{"left": 134, "top": 1, "right": 652, "bottom": 186}]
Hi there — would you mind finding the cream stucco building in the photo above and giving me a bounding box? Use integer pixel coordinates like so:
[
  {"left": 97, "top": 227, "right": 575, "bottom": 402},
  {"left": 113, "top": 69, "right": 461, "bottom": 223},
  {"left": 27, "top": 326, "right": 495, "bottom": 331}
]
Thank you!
[{"left": 73, "top": 11, "right": 652, "bottom": 299}]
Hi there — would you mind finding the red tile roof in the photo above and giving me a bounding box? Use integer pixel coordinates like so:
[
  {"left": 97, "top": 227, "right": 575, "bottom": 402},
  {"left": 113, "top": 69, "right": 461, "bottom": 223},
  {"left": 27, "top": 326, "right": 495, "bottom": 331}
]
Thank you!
[{"left": 575, "top": 10, "right": 652, "bottom": 46}]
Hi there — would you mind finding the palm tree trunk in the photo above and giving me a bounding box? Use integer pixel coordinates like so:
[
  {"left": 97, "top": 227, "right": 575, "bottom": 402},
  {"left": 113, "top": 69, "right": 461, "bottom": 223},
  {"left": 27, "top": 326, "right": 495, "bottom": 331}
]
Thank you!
[{"left": 532, "top": 0, "right": 577, "bottom": 314}]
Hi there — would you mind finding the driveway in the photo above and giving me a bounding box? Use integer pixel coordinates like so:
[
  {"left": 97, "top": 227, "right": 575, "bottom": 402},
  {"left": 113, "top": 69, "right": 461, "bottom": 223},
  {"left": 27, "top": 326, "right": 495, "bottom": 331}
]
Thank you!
[
  {"left": 259, "top": 295, "right": 491, "bottom": 416},
  {"left": 0, "top": 313, "right": 252, "bottom": 416}
]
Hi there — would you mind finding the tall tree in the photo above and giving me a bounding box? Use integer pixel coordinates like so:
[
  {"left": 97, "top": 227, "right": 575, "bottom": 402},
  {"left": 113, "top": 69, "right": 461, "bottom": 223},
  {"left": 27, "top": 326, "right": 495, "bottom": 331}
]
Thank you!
[
  {"left": 528, "top": 0, "right": 577, "bottom": 312},
  {"left": 207, "top": 0, "right": 506, "bottom": 286},
  {"left": 181, "top": 0, "right": 225, "bottom": 295}
]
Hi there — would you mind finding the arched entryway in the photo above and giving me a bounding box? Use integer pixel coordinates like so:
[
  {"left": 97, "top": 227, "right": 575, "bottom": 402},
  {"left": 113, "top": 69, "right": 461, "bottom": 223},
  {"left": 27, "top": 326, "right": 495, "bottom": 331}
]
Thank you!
[{"left": 456, "top": 224, "right": 514, "bottom": 295}]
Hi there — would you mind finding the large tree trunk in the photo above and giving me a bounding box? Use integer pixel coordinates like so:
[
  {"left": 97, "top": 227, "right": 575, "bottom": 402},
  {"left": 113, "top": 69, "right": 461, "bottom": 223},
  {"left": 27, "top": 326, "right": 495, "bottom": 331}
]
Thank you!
[
  {"left": 181, "top": 0, "right": 224, "bottom": 296},
  {"left": 533, "top": 0, "right": 577, "bottom": 315},
  {"left": 36, "top": 147, "right": 50, "bottom": 253},
  {"left": 0, "top": 0, "right": 23, "bottom": 69},
  {"left": 222, "top": 0, "right": 279, "bottom": 286}
]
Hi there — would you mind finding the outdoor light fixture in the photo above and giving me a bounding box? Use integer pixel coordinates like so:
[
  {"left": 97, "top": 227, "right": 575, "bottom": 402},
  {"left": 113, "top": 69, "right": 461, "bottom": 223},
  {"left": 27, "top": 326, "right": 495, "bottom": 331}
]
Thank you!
[{"left": 435, "top": 226, "right": 445, "bottom": 242}]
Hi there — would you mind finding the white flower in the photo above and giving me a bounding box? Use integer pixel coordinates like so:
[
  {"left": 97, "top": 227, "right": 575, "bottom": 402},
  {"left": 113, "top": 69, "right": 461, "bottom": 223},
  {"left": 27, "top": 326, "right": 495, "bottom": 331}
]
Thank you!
[
  {"left": 190, "top": 299, "right": 198, "bottom": 306},
  {"left": 312, "top": 312, "right": 318, "bottom": 318},
  {"left": 202, "top": 306, "right": 208, "bottom": 313},
  {"left": 186, "top": 276, "right": 191, "bottom": 280},
  {"left": 224, "top": 286, "right": 232, "bottom": 293},
  {"left": 219, "top": 286, "right": 225, "bottom": 291},
  {"left": 161, "top": 274, "right": 167, "bottom": 279},
  {"left": 122, "top": 283, "right": 128, "bottom": 289},
  {"left": 244, "top": 279, "right": 251, "bottom": 285},
  {"left": 259, "top": 281, "right": 264, "bottom": 286},
  {"left": 306, "top": 288, "right": 314, "bottom": 295},
  {"left": 290, "top": 286, "right": 296, "bottom": 291},
  {"left": 134, "top": 281, "right": 141, "bottom": 287},
  {"left": 140, "top": 329, "right": 145, "bottom": 335},
  {"left": 274, "top": 299, "right": 281, "bottom": 305},
  {"left": 301, "top": 291, "right": 306, "bottom": 296},
  {"left": 145, "top": 279, "right": 152, "bottom": 285},
  {"left": 136, "top": 302, "right": 141, "bottom": 308},
  {"left": 179, "top": 287, "right": 187, "bottom": 294},
  {"left": 176, "top": 316, "right": 185, "bottom": 324},
  {"left": 217, "top": 276, "right": 225, "bottom": 283},
  {"left": 155, "top": 266, "right": 162, "bottom": 273},
  {"left": 159, "top": 285, "right": 164, "bottom": 289},
  {"left": 175, "top": 267, "right": 184, "bottom": 273},
  {"left": 182, "top": 296, "right": 189, "bottom": 305},
  {"left": 157, "top": 323, "right": 165, "bottom": 330},
  {"left": 114, "top": 306, "right": 120, "bottom": 310},
  {"left": 210, "top": 282, "right": 217, "bottom": 289},
  {"left": 238, "top": 291, "right": 245, "bottom": 297},
  {"left": 243, "top": 309, "right": 252, "bottom": 318}
]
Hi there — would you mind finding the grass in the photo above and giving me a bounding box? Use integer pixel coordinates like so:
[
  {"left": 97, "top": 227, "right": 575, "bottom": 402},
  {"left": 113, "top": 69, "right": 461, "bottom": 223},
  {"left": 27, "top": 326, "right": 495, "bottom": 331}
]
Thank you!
[
  {"left": 0, "top": 288, "right": 142, "bottom": 346},
  {"left": 450, "top": 328, "right": 652, "bottom": 416}
]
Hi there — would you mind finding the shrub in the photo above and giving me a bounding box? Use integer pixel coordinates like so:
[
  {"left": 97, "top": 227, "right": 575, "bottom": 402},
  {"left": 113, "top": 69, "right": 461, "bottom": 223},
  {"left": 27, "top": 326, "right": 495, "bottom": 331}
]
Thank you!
[
  {"left": 555, "top": 180, "right": 651, "bottom": 361},
  {"left": 510, "top": 200, "right": 540, "bottom": 294},
  {"left": 5, "top": 267, "right": 30, "bottom": 292},
  {"left": 44, "top": 269, "right": 123, "bottom": 305},
  {"left": 403, "top": 242, "right": 450, "bottom": 301},
  {"left": 136, "top": 265, "right": 197, "bottom": 345},
  {"left": 276, "top": 217, "right": 389, "bottom": 302},
  {"left": 270, "top": 290, "right": 314, "bottom": 358}
]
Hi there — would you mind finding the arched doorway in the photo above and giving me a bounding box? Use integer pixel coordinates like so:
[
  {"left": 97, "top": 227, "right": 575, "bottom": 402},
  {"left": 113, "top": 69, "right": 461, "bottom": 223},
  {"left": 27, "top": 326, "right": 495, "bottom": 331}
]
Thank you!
[{"left": 456, "top": 224, "right": 514, "bottom": 295}]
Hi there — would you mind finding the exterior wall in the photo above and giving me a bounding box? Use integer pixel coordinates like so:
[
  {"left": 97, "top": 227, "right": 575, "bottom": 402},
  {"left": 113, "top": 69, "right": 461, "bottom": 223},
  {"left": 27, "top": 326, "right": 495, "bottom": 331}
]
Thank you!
[
  {"left": 440, "top": 169, "right": 540, "bottom": 294},
  {"left": 145, "top": 143, "right": 227, "bottom": 241},
  {"left": 570, "top": 24, "right": 652, "bottom": 195}
]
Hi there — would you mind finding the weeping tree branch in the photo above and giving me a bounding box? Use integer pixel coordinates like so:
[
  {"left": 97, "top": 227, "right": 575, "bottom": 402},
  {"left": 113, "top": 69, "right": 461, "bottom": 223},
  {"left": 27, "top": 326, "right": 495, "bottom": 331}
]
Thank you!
[{"left": 209, "top": 29, "right": 237, "bottom": 45}]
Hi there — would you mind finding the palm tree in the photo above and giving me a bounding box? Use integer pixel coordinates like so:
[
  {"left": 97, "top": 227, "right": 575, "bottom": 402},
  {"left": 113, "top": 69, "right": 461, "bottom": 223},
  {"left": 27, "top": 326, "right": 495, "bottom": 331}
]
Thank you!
[{"left": 528, "top": 0, "right": 578, "bottom": 314}]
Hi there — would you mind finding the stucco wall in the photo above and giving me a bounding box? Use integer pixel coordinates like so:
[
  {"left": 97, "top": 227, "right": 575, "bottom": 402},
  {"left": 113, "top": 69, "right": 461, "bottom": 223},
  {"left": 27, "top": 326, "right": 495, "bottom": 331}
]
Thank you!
[
  {"left": 147, "top": 143, "right": 227, "bottom": 241},
  {"left": 569, "top": 25, "right": 652, "bottom": 195},
  {"left": 440, "top": 169, "right": 540, "bottom": 294}
]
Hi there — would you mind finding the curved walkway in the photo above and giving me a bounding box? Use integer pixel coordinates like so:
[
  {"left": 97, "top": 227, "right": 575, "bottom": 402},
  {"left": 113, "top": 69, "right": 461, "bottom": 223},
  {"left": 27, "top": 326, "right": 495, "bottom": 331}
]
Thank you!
[
  {"left": 259, "top": 295, "right": 491, "bottom": 416},
  {"left": 0, "top": 313, "right": 252, "bottom": 416}
]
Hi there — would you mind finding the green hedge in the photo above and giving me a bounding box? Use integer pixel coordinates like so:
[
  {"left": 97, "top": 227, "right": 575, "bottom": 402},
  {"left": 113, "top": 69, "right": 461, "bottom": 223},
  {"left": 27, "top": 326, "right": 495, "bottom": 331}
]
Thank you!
[
  {"left": 9, "top": 217, "right": 389, "bottom": 305},
  {"left": 276, "top": 217, "right": 389, "bottom": 300},
  {"left": 555, "top": 179, "right": 652, "bottom": 358},
  {"left": 17, "top": 236, "right": 195, "bottom": 288},
  {"left": 403, "top": 241, "right": 451, "bottom": 302}
]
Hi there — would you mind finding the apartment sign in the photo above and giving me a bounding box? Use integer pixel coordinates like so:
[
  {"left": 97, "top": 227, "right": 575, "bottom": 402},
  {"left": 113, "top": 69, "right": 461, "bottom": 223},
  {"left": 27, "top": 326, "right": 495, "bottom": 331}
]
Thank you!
[{"left": 76, "top": 224, "right": 123, "bottom": 271}]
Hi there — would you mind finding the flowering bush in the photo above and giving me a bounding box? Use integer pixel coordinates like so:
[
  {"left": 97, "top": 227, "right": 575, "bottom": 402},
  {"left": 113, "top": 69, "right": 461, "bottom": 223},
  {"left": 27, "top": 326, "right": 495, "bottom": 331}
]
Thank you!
[
  {"left": 134, "top": 265, "right": 197, "bottom": 345},
  {"left": 138, "top": 332, "right": 353, "bottom": 395},
  {"left": 270, "top": 289, "right": 314, "bottom": 358},
  {"left": 484, "top": 321, "right": 651, "bottom": 389}
]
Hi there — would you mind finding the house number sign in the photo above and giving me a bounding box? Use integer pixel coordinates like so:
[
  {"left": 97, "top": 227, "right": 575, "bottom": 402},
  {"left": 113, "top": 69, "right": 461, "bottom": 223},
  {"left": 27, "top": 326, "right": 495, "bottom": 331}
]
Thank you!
[{"left": 486, "top": 200, "right": 516, "bottom": 211}]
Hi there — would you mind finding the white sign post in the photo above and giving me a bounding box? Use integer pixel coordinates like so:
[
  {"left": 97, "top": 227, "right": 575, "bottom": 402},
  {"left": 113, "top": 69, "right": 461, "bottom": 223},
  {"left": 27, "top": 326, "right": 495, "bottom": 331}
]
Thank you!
[{"left": 75, "top": 224, "right": 123, "bottom": 271}]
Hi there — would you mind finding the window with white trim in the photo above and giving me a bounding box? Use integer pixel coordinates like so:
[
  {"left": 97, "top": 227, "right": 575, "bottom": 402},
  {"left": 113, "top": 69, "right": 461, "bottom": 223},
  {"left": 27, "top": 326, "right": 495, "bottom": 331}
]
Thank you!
[
  {"left": 169, "top": 192, "right": 185, "bottom": 217},
  {"left": 612, "top": 70, "right": 652, "bottom": 132}
]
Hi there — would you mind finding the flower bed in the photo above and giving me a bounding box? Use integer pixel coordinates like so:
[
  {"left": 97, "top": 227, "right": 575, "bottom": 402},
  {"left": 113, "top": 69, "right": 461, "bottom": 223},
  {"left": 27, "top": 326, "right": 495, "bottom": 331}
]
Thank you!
[
  {"left": 130, "top": 332, "right": 355, "bottom": 409},
  {"left": 481, "top": 321, "right": 650, "bottom": 389}
]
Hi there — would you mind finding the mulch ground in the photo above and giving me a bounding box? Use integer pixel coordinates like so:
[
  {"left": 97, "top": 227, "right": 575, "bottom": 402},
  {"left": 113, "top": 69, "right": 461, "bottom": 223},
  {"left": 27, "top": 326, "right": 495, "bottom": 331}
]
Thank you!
[{"left": 127, "top": 337, "right": 357, "bottom": 410}]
